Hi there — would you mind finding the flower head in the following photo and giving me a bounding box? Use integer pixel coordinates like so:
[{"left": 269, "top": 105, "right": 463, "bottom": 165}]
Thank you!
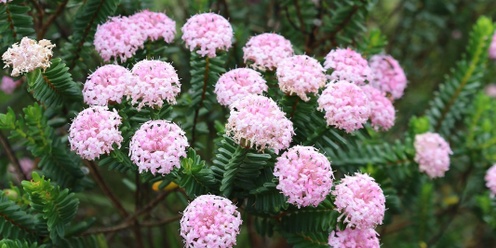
[
  {"left": 485, "top": 84, "right": 496, "bottom": 98},
  {"left": 130, "top": 10, "right": 176, "bottom": 42},
  {"left": 214, "top": 68, "right": 267, "bottom": 106},
  {"left": 324, "top": 48, "right": 371, "bottom": 86},
  {"left": 276, "top": 55, "right": 326, "bottom": 101},
  {"left": 69, "top": 106, "right": 123, "bottom": 160},
  {"left": 1, "top": 76, "right": 21, "bottom": 94},
  {"left": 243, "top": 33, "right": 294, "bottom": 71},
  {"left": 1, "top": 0, "right": 13, "bottom": 3},
  {"left": 332, "top": 173, "right": 386, "bottom": 229},
  {"left": 181, "top": 13, "right": 233, "bottom": 57},
  {"left": 129, "top": 59, "right": 181, "bottom": 110},
  {"left": 83, "top": 64, "right": 132, "bottom": 106},
  {"left": 2, "top": 37, "right": 55, "bottom": 77},
  {"left": 180, "top": 195, "right": 242, "bottom": 248},
  {"left": 129, "top": 120, "right": 188, "bottom": 175},
  {"left": 414, "top": 132, "right": 452, "bottom": 179},
  {"left": 328, "top": 228, "right": 380, "bottom": 248},
  {"left": 485, "top": 165, "right": 496, "bottom": 197},
  {"left": 94, "top": 16, "right": 147, "bottom": 62},
  {"left": 274, "top": 146, "right": 333, "bottom": 208},
  {"left": 361, "top": 85, "right": 395, "bottom": 131},
  {"left": 317, "top": 80, "right": 371, "bottom": 133},
  {"left": 369, "top": 54, "right": 407, "bottom": 99},
  {"left": 226, "top": 95, "right": 294, "bottom": 153},
  {"left": 490, "top": 32, "right": 496, "bottom": 60}
]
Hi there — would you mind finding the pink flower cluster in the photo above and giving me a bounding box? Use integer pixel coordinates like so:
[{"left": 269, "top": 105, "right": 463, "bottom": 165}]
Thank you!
[
  {"left": 181, "top": 13, "right": 233, "bottom": 58},
  {"left": 2, "top": 37, "right": 55, "bottom": 77},
  {"left": 130, "top": 10, "right": 176, "bottom": 42},
  {"left": 414, "top": 132, "right": 452, "bottom": 179},
  {"left": 83, "top": 64, "right": 132, "bottom": 106},
  {"left": 68, "top": 106, "right": 123, "bottom": 160},
  {"left": 129, "top": 120, "right": 188, "bottom": 175},
  {"left": 332, "top": 173, "right": 386, "bottom": 229},
  {"left": 361, "top": 85, "right": 395, "bottom": 131},
  {"left": 328, "top": 228, "right": 380, "bottom": 248},
  {"left": 276, "top": 55, "right": 326, "bottom": 101},
  {"left": 0, "top": 0, "right": 13, "bottom": 3},
  {"left": 485, "top": 164, "right": 496, "bottom": 197},
  {"left": 180, "top": 195, "right": 242, "bottom": 248},
  {"left": 243, "top": 33, "right": 294, "bottom": 71},
  {"left": 1, "top": 76, "right": 21, "bottom": 94},
  {"left": 324, "top": 48, "right": 371, "bottom": 86},
  {"left": 226, "top": 95, "right": 294, "bottom": 153},
  {"left": 317, "top": 81, "right": 371, "bottom": 133},
  {"left": 94, "top": 11, "right": 175, "bottom": 62},
  {"left": 214, "top": 68, "right": 267, "bottom": 106},
  {"left": 489, "top": 32, "right": 496, "bottom": 60},
  {"left": 129, "top": 59, "right": 181, "bottom": 110},
  {"left": 369, "top": 54, "right": 407, "bottom": 99},
  {"left": 274, "top": 146, "right": 333, "bottom": 208}
]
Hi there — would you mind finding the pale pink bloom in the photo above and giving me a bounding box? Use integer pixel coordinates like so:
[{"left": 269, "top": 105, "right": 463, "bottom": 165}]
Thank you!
[
  {"left": 9, "top": 158, "right": 36, "bottom": 180},
  {"left": 369, "top": 54, "right": 407, "bottom": 99},
  {"left": 94, "top": 16, "right": 147, "bottom": 62},
  {"left": 129, "top": 10, "right": 176, "bottom": 42},
  {"left": 68, "top": 106, "right": 123, "bottom": 160},
  {"left": 214, "top": 68, "right": 267, "bottom": 106},
  {"left": 2, "top": 37, "right": 55, "bottom": 77},
  {"left": 129, "top": 59, "right": 181, "bottom": 110},
  {"left": 414, "top": 132, "right": 452, "bottom": 179},
  {"left": 274, "top": 146, "right": 333, "bottom": 208},
  {"left": 0, "top": 0, "right": 13, "bottom": 3},
  {"left": 490, "top": 32, "right": 496, "bottom": 60},
  {"left": 361, "top": 85, "right": 395, "bottom": 131},
  {"left": 129, "top": 120, "right": 188, "bottom": 175},
  {"left": 328, "top": 228, "right": 380, "bottom": 248},
  {"left": 226, "top": 95, "right": 294, "bottom": 153},
  {"left": 1, "top": 76, "right": 21, "bottom": 94},
  {"left": 276, "top": 55, "right": 326, "bottom": 101},
  {"left": 333, "top": 173, "right": 386, "bottom": 229},
  {"left": 83, "top": 64, "right": 132, "bottom": 106},
  {"left": 485, "top": 84, "right": 496, "bottom": 98},
  {"left": 243, "top": 33, "right": 294, "bottom": 71},
  {"left": 485, "top": 165, "right": 496, "bottom": 197},
  {"left": 181, "top": 13, "right": 233, "bottom": 58},
  {"left": 324, "top": 48, "right": 371, "bottom": 86},
  {"left": 180, "top": 195, "right": 242, "bottom": 248},
  {"left": 317, "top": 80, "right": 371, "bottom": 133}
]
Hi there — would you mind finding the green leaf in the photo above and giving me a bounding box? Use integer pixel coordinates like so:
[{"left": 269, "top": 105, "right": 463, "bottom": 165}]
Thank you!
[
  {"left": 0, "top": 1, "right": 35, "bottom": 44},
  {"left": 176, "top": 148, "right": 218, "bottom": 198},
  {"left": 0, "top": 191, "right": 39, "bottom": 241}
]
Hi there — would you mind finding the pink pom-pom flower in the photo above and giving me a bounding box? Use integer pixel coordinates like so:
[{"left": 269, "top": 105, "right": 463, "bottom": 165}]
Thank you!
[
  {"left": 317, "top": 80, "right": 371, "bottom": 133},
  {"left": 274, "top": 146, "right": 333, "bottom": 208},
  {"left": 324, "top": 48, "right": 371, "bottom": 86},
  {"left": 361, "top": 85, "right": 395, "bottom": 131},
  {"left": 226, "top": 95, "right": 294, "bottom": 153},
  {"left": 333, "top": 173, "right": 386, "bottom": 229},
  {"left": 214, "top": 68, "right": 267, "bottom": 106},
  {"left": 129, "top": 10, "right": 176, "bottom": 42},
  {"left": 83, "top": 64, "right": 132, "bottom": 106},
  {"left": 129, "top": 59, "right": 181, "bottom": 110},
  {"left": 485, "top": 164, "right": 496, "bottom": 197},
  {"left": 68, "top": 106, "right": 123, "bottom": 160},
  {"left": 181, "top": 13, "right": 233, "bottom": 58},
  {"left": 1, "top": 76, "right": 21, "bottom": 94},
  {"left": 414, "top": 132, "right": 452, "bottom": 179},
  {"left": 243, "top": 33, "right": 294, "bottom": 71},
  {"left": 490, "top": 32, "right": 496, "bottom": 60},
  {"left": 129, "top": 120, "right": 188, "bottom": 175},
  {"left": 2, "top": 37, "right": 55, "bottom": 77},
  {"left": 276, "top": 55, "right": 326, "bottom": 101},
  {"left": 94, "top": 16, "right": 147, "bottom": 62},
  {"left": 180, "top": 195, "right": 242, "bottom": 248},
  {"left": 328, "top": 228, "right": 380, "bottom": 248},
  {"left": 369, "top": 54, "right": 407, "bottom": 99}
]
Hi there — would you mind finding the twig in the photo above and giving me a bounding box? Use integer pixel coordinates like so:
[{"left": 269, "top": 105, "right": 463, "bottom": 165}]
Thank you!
[
  {"left": 85, "top": 215, "right": 181, "bottom": 235},
  {"left": 133, "top": 171, "right": 144, "bottom": 247},
  {"left": 0, "top": 132, "right": 27, "bottom": 181},
  {"left": 141, "top": 216, "right": 182, "bottom": 227},
  {"left": 38, "top": 0, "right": 68, "bottom": 39},
  {"left": 191, "top": 57, "right": 210, "bottom": 147},
  {"left": 83, "top": 160, "right": 129, "bottom": 218}
]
